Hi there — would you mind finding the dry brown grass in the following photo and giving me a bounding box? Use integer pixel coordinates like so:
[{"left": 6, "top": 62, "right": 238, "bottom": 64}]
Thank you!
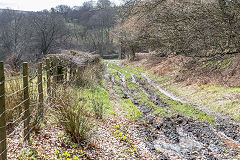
[
  {"left": 5, "top": 73, "right": 24, "bottom": 129},
  {"left": 4, "top": 71, "right": 42, "bottom": 130},
  {"left": 76, "top": 61, "right": 105, "bottom": 88},
  {"left": 125, "top": 52, "right": 240, "bottom": 87}
]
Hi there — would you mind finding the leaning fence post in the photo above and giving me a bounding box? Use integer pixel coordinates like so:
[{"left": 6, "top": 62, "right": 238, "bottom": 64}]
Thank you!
[
  {"left": 0, "top": 62, "right": 7, "bottom": 160},
  {"left": 46, "top": 58, "right": 51, "bottom": 103},
  {"left": 23, "top": 62, "right": 30, "bottom": 142},
  {"left": 37, "top": 62, "right": 43, "bottom": 122}
]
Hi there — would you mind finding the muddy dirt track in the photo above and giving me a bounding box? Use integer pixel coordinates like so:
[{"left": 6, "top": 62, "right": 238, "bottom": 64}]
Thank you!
[{"left": 106, "top": 60, "right": 240, "bottom": 160}]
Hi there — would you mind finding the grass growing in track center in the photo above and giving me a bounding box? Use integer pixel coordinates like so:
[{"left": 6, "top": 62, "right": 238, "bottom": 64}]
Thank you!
[
  {"left": 119, "top": 99, "right": 142, "bottom": 121},
  {"left": 109, "top": 62, "right": 216, "bottom": 124}
]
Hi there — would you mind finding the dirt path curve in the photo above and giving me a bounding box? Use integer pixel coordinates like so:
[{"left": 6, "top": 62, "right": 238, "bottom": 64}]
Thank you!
[{"left": 105, "top": 60, "right": 240, "bottom": 160}]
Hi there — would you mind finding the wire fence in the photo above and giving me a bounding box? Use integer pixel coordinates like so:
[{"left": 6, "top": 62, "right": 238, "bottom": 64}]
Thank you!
[{"left": 0, "top": 57, "right": 78, "bottom": 160}]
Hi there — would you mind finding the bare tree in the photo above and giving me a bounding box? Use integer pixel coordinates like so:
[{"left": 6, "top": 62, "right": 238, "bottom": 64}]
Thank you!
[
  {"left": 30, "top": 11, "right": 70, "bottom": 58},
  {"left": 66, "top": 0, "right": 117, "bottom": 56},
  {"left": 0, "top": 9, "right": 27, "bottom": 61},
  {"left": 0, "top": 1, "right": 117, "bottom": 61},
  {"left": 54, "top": 5, "right": 72, "bottom": 21}
]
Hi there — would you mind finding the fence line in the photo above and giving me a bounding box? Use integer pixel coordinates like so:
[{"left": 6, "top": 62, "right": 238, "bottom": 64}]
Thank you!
[{"left": 0, "top": 56, "right": 78, "bottom": 160}]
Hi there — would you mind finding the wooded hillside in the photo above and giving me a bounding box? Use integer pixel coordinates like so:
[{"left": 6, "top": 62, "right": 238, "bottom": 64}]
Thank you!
[
  {"left": 0, "top": 0, "right": 117, "bottom": 63},
  {"left": 116, "top": 0, "right": 240, "bottom": 60},
  {"left": 1, "top": 0, "right": 240, "bottom": 63}
]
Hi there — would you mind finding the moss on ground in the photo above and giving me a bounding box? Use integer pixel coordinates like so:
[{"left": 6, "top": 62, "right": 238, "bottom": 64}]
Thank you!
[
  {"left": 127, "top": 81, "right": 138, "bottom": 90},
  {"left": 114, "top": 86, "right": 124, "bottom": 96},
  {"left": 110, "top": 64, "right": 172, "bottom": 118},
  {"left": 109, "top": 68, "right": 121, "bottom": 83},
  {"left": 120, "top": 99, "right": 142, "bottom": 120},
  {"left": 108, "top": 63, "right": 132, "bottom": 81}
]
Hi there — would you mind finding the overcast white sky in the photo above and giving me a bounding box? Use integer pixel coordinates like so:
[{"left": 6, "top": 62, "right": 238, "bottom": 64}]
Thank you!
[{"left": 0, "top": 0, "right": 121, "bottom": 11}]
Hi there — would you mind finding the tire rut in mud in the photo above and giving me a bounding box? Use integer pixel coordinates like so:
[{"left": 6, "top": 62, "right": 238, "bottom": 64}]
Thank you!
[{"left": 107, "top": 63, "right": 240, "bottom": 159}]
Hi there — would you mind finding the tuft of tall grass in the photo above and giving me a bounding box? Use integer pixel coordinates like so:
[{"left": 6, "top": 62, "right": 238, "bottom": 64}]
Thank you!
[{"left": 53, "top": 86, "right": 93, "bottom": 143}]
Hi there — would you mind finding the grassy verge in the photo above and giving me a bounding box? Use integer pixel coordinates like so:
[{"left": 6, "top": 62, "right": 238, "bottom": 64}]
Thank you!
[
  {"left": 77, "top": 86, "right": 111, "bottom": 119},
  {"left": 165, "top": 83, "right": 240, "bottom": 122},
  {"left": 53, "top": 60, "right": 107, "bottom": 145}
]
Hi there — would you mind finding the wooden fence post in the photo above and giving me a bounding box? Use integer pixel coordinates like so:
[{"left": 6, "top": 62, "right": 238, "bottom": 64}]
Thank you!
[
  {"left": 57, "top": 66, "right": 63, "bottom": 82},
  {"left": 69, "top": 66, "right": 73, "bottom": 81},
  {"left": 76, "top": 66, "right": 83, "bottom": 85},
  {"left": 73, "top": 68, "right": 77, "bottom": 81},
  {"left": 23, "top": 62, "right": 30, "bottom": 142},
  {"left": 64, "top": 66, "right": 68, "bottom": 82},
  {"left": 37, "top": 62, "right": 43, "bottom": 122},
  {"left": 0, "top": 61, "right": 7, "bottom": 160},
  {"left": 52, "top": 58, "right": 57, "bottom": 100},
  {"left": 46, "top": 58, "right": 51, "bottom": 103}
]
